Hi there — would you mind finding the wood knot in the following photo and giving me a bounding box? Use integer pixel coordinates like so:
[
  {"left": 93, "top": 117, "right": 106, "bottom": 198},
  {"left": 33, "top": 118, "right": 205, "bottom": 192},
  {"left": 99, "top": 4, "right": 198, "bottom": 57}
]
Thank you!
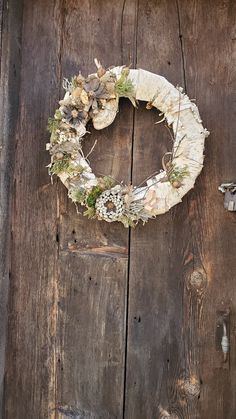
[
  {"left": 158, "top": 406, "right": 179, "bottom": 418},
  {"left": 189, "top": 270, "right": 207, "bottom": 291},
  {"left": 178, "top": 376, "right": 201, "bottom": 399}
]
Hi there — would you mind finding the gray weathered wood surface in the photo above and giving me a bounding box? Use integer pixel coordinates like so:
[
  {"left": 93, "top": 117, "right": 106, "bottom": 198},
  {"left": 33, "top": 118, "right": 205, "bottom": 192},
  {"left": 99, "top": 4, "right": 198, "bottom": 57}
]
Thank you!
[
  {"left": 0, "top": 0, "right": 23, "bottom": 414},
  {"left": 1, "top": 0, "right": 236, "bottom": 418}
]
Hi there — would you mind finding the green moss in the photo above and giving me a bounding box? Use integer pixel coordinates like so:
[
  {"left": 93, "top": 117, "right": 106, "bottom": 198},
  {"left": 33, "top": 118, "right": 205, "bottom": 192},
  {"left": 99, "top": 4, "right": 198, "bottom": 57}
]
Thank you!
[
  {"left": 69, "top": 188, "right": 86, "bottom": 204},
  {"left": 119, "top": 215, "right": 136, "bottom": 228},
  {"left": 47, "top": 108, "right": 63, "bottom": 134},
  {"left": 99, "top": 176, "right": 115, "bottom": 190},
  {"left": 55, "top": 109, "right": 63, "bottom": 120},
  {"left": 50, "top": 131, "right": 59, "bottom": 144},
  {"left": 168, "top": 164, "right": 189, "bottom": 185},
  {"left": 84, "top": 207, "right": 96, "bottom": 219},
  {"left": 86, "top": 186, "right": 103, "bottom": 208},
  {"left": 50, "top": 155, "right": 84, "bottom": 177},
  {"left": 115, "top": 68, "right": 137, "bottom": 107},
  {"left": 47, "top": 117, "right": 61, "bottom": 133},
  {"left": 50, "top": 156, "right": 70, "bottom": 175}
]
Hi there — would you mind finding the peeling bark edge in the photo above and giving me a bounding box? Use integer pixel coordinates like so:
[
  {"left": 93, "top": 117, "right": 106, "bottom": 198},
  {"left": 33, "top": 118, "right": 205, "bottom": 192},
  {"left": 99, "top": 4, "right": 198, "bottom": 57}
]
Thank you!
[{"left": 0, "top": 0, "right": 23, "bottom": 416}]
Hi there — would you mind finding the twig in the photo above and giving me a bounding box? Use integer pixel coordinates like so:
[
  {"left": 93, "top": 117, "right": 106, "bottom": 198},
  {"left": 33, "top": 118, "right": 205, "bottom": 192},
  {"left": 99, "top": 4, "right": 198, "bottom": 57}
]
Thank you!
[{"left": 85, "top": 139, "right": 98, "bottom": 160}]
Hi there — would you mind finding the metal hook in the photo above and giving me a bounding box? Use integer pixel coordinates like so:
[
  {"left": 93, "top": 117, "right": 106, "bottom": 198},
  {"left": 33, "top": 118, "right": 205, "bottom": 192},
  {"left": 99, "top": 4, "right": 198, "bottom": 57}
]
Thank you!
[{"left": 221, "top": 321, "right": 229, "bottom": 362}]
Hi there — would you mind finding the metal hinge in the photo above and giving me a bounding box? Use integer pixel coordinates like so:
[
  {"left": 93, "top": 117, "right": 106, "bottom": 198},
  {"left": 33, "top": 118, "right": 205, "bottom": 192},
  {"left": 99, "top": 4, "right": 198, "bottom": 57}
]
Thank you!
[{"left": 218, "top": 183, "right": 236, "bottom": 211}]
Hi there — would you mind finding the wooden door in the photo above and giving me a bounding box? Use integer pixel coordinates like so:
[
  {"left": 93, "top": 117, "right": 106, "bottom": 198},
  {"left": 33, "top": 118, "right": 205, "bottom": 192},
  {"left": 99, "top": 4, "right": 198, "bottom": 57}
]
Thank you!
[{"left": 1, "top": 1, "right": 236, "bottom": 418}]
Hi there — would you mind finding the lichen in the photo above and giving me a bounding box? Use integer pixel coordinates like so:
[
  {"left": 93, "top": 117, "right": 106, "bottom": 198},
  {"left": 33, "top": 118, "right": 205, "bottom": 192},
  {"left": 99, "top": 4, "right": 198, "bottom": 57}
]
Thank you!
[
  {"left": 69, "top": 188, "right": 86, "bottom": 204},
  {"left": 115, "top": 68, "right": 137, "bottom": 107},
  {"left": 83, "top": 207, "right": 96, "bottom": 219},
  {"left": 86, "top": 186, "right": 103, "bottom": 208},
  {"left": 168, "top": 164, "right": 189, "bottom": 188}
]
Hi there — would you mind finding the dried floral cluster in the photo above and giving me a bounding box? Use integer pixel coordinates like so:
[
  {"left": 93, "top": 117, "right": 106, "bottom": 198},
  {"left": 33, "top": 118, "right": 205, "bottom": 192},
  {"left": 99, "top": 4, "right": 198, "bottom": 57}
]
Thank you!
[{"left": 47, "top": 61, "right": 208, "bottom": 227}]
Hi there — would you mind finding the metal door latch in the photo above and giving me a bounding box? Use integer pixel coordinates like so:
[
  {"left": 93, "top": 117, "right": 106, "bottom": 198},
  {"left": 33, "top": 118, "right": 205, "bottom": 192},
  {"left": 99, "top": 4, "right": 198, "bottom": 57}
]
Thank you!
[
  {"left": 221, "top": 321, "right": 229, "bottom": 362},
  {"left": 218, "top": 183, "right": 236, "bottom": 211},
  {"left": 216, "top": 309, "right": 230, "bottom": 364}
]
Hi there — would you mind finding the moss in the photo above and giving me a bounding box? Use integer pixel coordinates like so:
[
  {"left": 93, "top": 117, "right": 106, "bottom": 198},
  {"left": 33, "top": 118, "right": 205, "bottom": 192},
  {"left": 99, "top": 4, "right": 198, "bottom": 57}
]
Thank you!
[
  {"left": 69, "top": 188, "right": 86, "bottom": 204},
  {"left": 98, "top": 176, "right": 115, "bottom": 190},
  {"left": 115, "top": 68, "right": 137, "bottom": 107},
  {"left": 50, "top": 131, "right": 59, "bottom": 144},
  {"left": 47, "top": 117, "right": 61, "bottom": 133},
  {"left": 86, "top": 186, "right": 102, "bottom": 208},
  {"left": 55, "top": 109, "right": 63, "bottom": 120},
  {"left": 50, "top": 156, "right": 70, "bottom": 175},
  {"left": 168, "top": 164, "right": 189, "bottom": 186},
  {"left": 50, "top": 155, "right": 84, "bottom": 177},
  {"left": 119, "top": 215, "right": 136, "bottom": 228},
  {"left": 83, "top": 207, "right": 96, "bottom": 219}
]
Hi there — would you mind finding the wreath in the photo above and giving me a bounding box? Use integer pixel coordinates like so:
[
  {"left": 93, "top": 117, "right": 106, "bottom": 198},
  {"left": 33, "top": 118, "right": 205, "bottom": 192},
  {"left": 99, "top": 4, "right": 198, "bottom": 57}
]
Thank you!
[{"left": 47, "top": 59, "right": 209, "bottom": 228}]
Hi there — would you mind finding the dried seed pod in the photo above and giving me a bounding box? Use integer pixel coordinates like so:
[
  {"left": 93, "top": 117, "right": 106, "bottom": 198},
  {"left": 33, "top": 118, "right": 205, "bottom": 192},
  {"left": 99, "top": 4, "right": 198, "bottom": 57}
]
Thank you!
[
  {"left": 172, "top": 180, "right": 182, "bottom": 188},
  {"left": 146, "top": 101, "right": 153, "bottom": 110},
  {"left": 97, "top": 66, "right": 106, "bottom": 78},
  {"left": 76, "top": 74, "right": 85, "bottom": 85}
]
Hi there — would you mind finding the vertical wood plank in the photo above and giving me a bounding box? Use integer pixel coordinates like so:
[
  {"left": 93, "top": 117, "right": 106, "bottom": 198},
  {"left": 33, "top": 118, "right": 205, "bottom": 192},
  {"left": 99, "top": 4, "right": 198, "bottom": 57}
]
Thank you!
[
  {"left": 0, "top": 0, "right": 23, "bottom": 416},
  {"left": 124, "top": 1, "right": 200, "bottom": 418},
  {"left": 4, "top": 1, "right": 62, "bottom": 417},
  {"left": 55, "top": 1, "right": 137, "bottom": 417},
  {"left": 3, "top": 1, "right": 236, "bottom": 418},
  {"left": 178, "top": 1, "right": 236, "bottom": 418}
]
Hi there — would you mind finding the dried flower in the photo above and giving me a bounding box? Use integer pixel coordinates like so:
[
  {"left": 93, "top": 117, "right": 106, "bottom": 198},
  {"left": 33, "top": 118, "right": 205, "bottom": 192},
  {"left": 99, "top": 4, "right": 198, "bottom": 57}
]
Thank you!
[
  {"left": 95, "top": 188, "right": 124, "bottom": 222},
  {"left": 83, "top": 75, "right": 116, "bottom": 116},
  {"left": 61, "top": 105, "right": 88, "bottom": 128}
]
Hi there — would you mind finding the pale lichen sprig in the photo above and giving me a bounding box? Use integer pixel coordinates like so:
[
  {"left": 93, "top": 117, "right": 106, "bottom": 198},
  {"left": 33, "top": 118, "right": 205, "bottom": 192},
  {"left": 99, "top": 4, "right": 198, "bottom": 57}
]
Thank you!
[
  {"left": 114, "top": 67, "right": 137, "bottom": 107},
  {"left": 50, "top": 155, "right": 85, "bottom": 177}
]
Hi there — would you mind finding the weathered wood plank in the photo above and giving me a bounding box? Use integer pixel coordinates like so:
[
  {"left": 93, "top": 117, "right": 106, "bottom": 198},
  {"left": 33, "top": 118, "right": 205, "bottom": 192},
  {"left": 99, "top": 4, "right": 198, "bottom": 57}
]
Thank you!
[
  {"left": 3, "top": 1, "right": 62, "bottom": 417},
  {"left": 125, "top": 1, "right": 236, "bottom": 419},
  {"left": 55, "top": 1, "right": 137, "bottom": 418},
  {"left": 0, "top": 0, "right": 23, "bottom": 416},
  {"left": 178, "top": 1, "right": 236, "bottom": 418},
  {"left": 3, "top": 1, "right": 236, "bottom": 418},
  {"left": 124, "top": 1, "right": 198, "bottom": 418}
]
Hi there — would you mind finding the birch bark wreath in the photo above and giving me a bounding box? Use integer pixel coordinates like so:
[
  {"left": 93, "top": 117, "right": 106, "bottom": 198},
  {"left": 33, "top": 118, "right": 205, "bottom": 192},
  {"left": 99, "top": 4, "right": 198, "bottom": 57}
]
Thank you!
[{"left": 47, "top": 60, "right": 209, "bottom": 227}]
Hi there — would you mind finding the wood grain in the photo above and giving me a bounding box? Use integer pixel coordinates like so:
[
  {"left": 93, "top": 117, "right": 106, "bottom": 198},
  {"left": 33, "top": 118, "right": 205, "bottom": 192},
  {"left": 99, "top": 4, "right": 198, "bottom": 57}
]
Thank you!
[
  {"left": 123, "top": 1, "right": 192, "bottom": 418},
  {"left": 178, "top": 1, "right": 236, "bottom": 418},
  {"left": 55, "top": 1, "right": 137, "bottom": 417},
  {"left": 0, "top": 0, "right": 23, "bottom": 415},
  {"left": 3, "top": 1, "right": 62, "bottom": 417},
  {"left": 2, "top": 1, "right": 236, "bottom": 418},
  {"left": 125, "top": 1, "right": 236, "bottom": 418}
]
